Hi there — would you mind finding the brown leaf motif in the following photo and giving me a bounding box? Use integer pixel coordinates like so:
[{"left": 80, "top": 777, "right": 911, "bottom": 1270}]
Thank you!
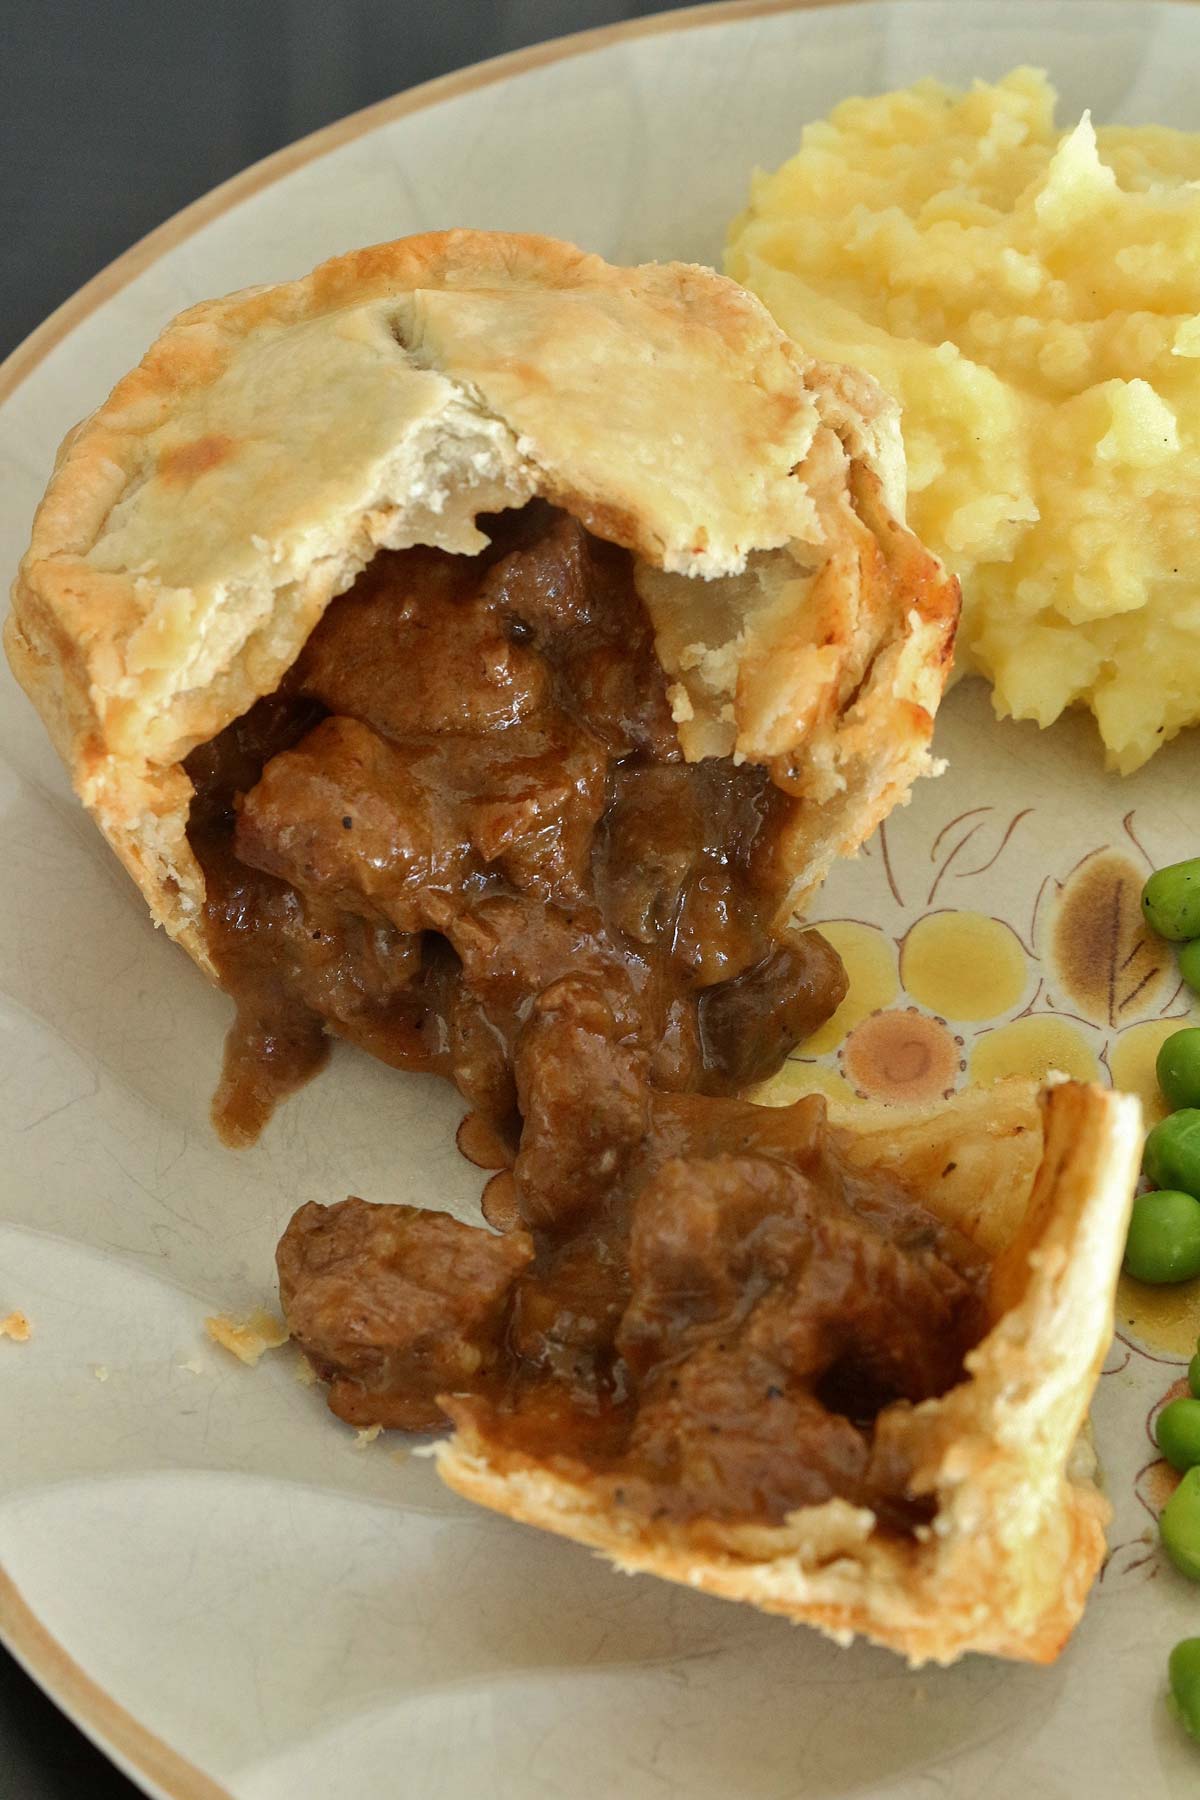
[
  {"left": 1045, "top": 848, "right": 1173, "bottom": 1029},
  {"left": 924, "top": 805, "right": 1034, "bottom": 908}
]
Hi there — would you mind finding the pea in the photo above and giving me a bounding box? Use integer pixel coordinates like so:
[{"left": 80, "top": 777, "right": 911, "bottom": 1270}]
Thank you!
[
  {"left": 1158, "top": 1030, "right": 1200, "bottom": 1112},
  {"left": 1180, "top": 939, "right": 1200, "bottom": 997},
  {"left": 1144, "top": 1112, "right": 1200, "bottom": 1200},
  {"left": 1124, "top": 1190, "right": 1200, "bottom": 1283},
  {"left": 1169, "top": 1638, "right": 1200, "bottom": 1743},
  {"left": 1190, "top": 1341, "right": 1200, "bottom": 1399},
  {"left": 1143, "top": 860, "right": 1200, "bottom": 943},
  {"left": 1157, "top": 1398, "right": 1200, "bottom": 1471},
  {"left": 1161, "top": 1467, "right": 1200, "bottom": 1581}
]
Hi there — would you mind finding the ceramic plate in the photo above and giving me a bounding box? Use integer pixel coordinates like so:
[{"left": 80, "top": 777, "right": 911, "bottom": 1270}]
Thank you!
[{"left": 3, "top": 3, "right": 1199, "bottom": 1796}]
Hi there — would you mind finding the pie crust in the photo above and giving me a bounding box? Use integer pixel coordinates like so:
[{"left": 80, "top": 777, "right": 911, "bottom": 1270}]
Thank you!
[
  {"left": 6, "top": 231, "right": 958, "bottom": 964},
  {"left": 437, "top": 1077, "right": 1142, "bottom": 1666}
]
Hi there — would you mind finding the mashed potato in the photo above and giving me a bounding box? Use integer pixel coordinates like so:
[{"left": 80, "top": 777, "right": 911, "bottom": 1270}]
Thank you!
[{"left": 727, "top": 68, "right": 1200, "bottom": 771}]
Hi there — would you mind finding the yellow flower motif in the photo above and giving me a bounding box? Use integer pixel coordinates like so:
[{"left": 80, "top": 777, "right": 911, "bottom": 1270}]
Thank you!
[
  {"left": 900, "top": 911, "right": 1028, "bottom": 1020},
  {"left": 970, "top": 1016, "right": 1101, "bottom": 1086},
  {"left": 753, "top": 811, "right": 1199, "bottom": 1124},
  {"left": 757, "top": 907, "right": 1099, "bottom": 1113}
]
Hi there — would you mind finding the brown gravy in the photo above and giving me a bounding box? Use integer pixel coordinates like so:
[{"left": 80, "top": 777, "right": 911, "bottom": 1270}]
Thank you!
[
  {"left": 185, "top": 504, "right": 844, "bottom": 1146},
  {"left": 188, "top": 504, "right": 986, "bottom": 1532},
  {"left": 277, "top": 1088, "right": 987, "bottom": 1531}
]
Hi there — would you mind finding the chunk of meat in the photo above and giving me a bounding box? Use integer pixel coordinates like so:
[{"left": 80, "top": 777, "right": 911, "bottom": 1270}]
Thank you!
[
  {"left": 620, "top": 1154, "right": 981, "bottom": 1401},
  {"left": 442, "top": 896, "right": 633, "bottom": 1041},
  {"left": 298, "top": 546, "right": 548, "bottom": 735},
  {"left": 697, "top": 933, "right": 848, "bottom": 1088},
  {"left": 236, "top": 716, "right": 483, "bottom": 930},
  {"left": 238, "top": 712, "right": 611, "bottom": 929},
  {"left": 278, "top": 1198, "right": 532, "bottom": 1429},
  {"left": 613, "top": 1151, "right": 984, "bottom": 1521},
  {"left": 624, "top": 1346, "right": 877, "bottom": 1522},
  {"left": 455, "top": 719, "right": 609, "bottom": 904},
  {"left": 598, "top": 761, "right": 792, "bottom": 986},
  {"left": 507, "top": 1232, "right": 630, "bottom": 1398},
  {"left": 512, "top": 977, "right": 651, "bottom": 1232},
  {"left": 482, "top": 515, "right": 679, "bottom": 757}
]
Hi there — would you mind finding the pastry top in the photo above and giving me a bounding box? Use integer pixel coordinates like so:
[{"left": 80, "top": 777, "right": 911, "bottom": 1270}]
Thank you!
[
  {"left": 6, "top": 230, "right": 952, "bottom": 960},
  {"left": 438, "top": 1078, "right": 1142, "bottom": 1668},
  {"left": 17, "top": 233, "right": 843, "bottom": 761}
]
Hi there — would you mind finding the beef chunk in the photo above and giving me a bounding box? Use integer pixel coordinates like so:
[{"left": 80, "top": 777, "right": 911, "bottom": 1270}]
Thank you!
[
  {"left": 613, "top": 1151, "right": 984, "bottom": 1521},
  {"left": 697, "top": 933, "right": 849, "bottom": 1089},
  {"left": 235, "top": 716, "right": 482, "bottom": 930},
  {"left": 278, "top": 1198, "right": 532, "bottom": 1429},
  {"left": 298, "top": 546, "right": 548, "bottom": 735},
  {"left": 482, "top": 514, "right": 679, "bottom": 757},
  {"left": 512, "top": 977, "right": 651, "bottom": 1233}
]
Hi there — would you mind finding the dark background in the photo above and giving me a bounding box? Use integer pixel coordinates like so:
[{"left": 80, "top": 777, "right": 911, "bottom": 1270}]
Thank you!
[
  {"left": 0, "top": 5, "right": 694, "bottom": 1794},
  {"left": 1, "top": 0, "right": 699, "bottom": 364}
]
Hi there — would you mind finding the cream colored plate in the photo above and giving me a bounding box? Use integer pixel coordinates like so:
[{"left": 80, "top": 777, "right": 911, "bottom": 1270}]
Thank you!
[{"left": 2, "top": 3, "right": 1200, "bottom": 1796}]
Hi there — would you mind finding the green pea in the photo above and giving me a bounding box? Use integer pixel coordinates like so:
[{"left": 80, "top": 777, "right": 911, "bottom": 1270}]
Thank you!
[
  {"left": 1161, "top": 1467, "right": 1200, "bottom": 1581},
  {"left": 1144, "top": 1113, "right": 1200, "bottom": 1201},
  {"left": 1144, "top": 860, "right": 1200, "bottom": 943},
  {"left": 1124, "top": 1190, "right": 1200, "bottom": 1283},
  {"left": 1157, "top": 1398, "right": 1200, "bottom": 1471},
  {"left": 1180, "top": 940, "right": 1200, "bottom": 998},
  {"left": 1190, "top": 1341, "right": 1200, "bottom": 1399},
  {"left": 1158, "top": 1030, "right": 1200, "bottom": 1112},
  {"left": 1169, "top": 1638, "right": 1200, "bottom": 1743}
]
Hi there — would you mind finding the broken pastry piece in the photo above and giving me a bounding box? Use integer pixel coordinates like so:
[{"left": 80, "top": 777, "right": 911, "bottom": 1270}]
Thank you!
[
  {"left": 280, "top": 1076, "right": 1142, "bottom": 1667},
  {"left": 7, "top": 231, "right": 957, "bottom": 1141}
]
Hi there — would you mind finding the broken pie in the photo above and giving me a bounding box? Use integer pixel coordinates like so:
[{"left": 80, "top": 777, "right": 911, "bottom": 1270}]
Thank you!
[{"left": 6, "top": 232, "right": 1139, "bottom": 1665}]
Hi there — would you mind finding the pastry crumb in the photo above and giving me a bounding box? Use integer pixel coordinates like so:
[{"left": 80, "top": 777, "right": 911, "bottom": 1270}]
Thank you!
[
  {"left": 0, "top": 1312, "right": 31, "bottom": 1342},
  {"left": 294, "top": 1352, "right": 317, "bottom": 1387},
  {"left": 92, "top": 1364, "right": 109, "bottom": 1382},
  {"left": 178, "top": 1355, "right": 207, "bottom": 1376},
  {"left": 204, "top": 1308, "right": 290, "bottom": 1367},
  {"left": 353, "top": 1424, "right": 382, "bottom": 1450},
  {"left": 667, "top": 681, "right": 694, "bottom": 723}
]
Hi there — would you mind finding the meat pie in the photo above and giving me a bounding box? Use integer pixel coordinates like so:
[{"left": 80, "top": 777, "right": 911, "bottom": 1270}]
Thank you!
[{"left": 7, "top": 232, "right": 1139, "bottom": 1666}]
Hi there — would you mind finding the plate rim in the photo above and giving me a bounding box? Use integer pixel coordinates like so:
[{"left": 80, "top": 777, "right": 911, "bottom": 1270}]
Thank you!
[
  {"left": 0, "top": 1568, "right": 233, "bottom": 1800},
  {"left": 3, "top": 1, "right": 1198, "bottom": 1795}
]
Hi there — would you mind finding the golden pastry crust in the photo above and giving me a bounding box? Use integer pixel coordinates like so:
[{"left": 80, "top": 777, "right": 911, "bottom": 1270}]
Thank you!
[
  {"left": 437, "top": 1079, "right": 1141, "bottom": 1667},
  {"left": 6, "top": 230, "right": 957, "bottom": 963}
]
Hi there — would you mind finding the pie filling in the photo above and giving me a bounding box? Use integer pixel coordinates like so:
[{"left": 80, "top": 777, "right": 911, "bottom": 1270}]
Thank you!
[{"left": 186, "top": 502, "right": 987, "bottom": 1533}]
